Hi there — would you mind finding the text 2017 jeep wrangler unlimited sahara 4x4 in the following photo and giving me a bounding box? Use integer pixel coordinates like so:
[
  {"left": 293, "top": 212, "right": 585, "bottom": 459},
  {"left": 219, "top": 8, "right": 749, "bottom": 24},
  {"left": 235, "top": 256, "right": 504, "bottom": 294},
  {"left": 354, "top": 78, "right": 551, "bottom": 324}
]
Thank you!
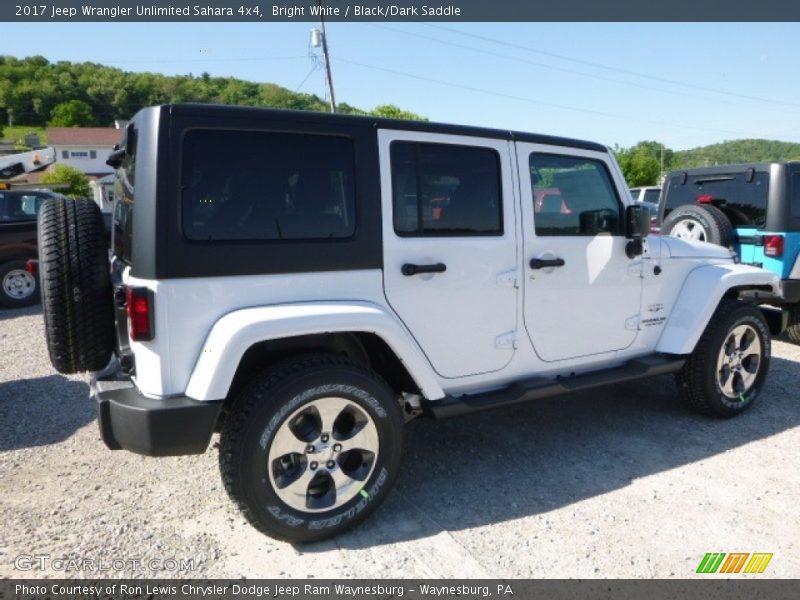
[{"left": 38, "top": 104, "right": 780, "bottom": 542}]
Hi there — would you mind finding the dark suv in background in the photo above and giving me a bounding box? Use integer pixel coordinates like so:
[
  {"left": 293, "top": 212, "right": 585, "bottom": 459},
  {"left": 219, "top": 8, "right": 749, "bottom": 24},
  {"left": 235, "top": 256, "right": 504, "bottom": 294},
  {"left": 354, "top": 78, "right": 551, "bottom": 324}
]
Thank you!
[
  {"left": 0, "top": 189, "right": 67, "bottom": 307},
  {"left": 659, "top": 162, "right": 800, "bottom": 342}
]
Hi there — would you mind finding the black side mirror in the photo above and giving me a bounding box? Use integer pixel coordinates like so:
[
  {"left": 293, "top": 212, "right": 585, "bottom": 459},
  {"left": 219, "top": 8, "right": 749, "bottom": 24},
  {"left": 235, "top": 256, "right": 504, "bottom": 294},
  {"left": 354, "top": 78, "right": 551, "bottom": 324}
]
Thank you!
[
  {"left": 625, "top": 204, "right": 651, "bottom": 258},
  {"left": 106, "top": 148, "right": 124, "bottom": 169}
]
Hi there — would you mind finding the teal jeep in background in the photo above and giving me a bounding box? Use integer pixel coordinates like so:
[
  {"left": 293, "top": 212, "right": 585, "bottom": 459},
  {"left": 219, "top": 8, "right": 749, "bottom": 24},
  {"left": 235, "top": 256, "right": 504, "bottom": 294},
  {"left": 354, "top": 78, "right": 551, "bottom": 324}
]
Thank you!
[{"left": 659, "top": 162, "right": 800, "bottom": 342}]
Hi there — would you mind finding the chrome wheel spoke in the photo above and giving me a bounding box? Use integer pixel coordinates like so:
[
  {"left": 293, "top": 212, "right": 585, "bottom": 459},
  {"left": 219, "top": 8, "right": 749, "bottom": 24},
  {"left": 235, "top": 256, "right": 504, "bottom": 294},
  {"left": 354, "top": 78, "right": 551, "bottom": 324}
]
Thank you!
[
  {"left": 315, "top": 397, "right": 354, "bottom": 436},
  {"left": 270, "top": 429, "right": 309, "bottom": 460},
  {"left": 718, "top": 367, "right": 736, "bottom": 397}
]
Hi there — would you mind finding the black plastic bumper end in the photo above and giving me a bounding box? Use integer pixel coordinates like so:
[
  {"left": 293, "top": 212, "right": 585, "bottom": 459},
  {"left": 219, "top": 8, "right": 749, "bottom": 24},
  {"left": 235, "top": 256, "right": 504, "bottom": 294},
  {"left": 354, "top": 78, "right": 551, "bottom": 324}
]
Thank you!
[{"left": 94, "top": 381, "right": 222, "bottom": 457}]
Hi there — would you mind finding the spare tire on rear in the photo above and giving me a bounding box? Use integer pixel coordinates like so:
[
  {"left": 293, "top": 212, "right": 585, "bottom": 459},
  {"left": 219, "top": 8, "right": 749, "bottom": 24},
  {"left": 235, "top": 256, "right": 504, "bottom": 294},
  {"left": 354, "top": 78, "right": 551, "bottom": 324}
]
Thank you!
[
  {"left": 661, "top": 204, "right": 734, "bottom": 247},
  {"left": 38, "top": 198, "right": 114, "bottom": 374}
]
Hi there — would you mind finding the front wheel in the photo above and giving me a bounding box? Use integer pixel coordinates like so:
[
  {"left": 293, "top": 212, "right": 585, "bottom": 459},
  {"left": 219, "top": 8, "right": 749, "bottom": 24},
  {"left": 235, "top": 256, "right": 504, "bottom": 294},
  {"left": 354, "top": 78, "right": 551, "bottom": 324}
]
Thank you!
[
  {"left": 219, "top": 354, "right": 404, "bottom": 543},
  {"left": 676, "top": 299, "right": 771, "bottom": 417}
]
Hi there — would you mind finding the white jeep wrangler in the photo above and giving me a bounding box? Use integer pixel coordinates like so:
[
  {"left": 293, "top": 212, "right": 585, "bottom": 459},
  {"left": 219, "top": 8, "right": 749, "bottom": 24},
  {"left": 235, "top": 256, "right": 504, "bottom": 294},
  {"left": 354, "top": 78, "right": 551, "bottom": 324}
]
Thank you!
[{"left": 38, "top": 104, "right": 780, "bottom": 542}]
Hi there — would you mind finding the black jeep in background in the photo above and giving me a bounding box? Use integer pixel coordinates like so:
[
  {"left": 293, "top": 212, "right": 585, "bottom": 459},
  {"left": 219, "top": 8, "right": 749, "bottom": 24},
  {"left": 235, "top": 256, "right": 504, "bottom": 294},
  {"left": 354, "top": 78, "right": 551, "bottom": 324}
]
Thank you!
[{"left": 659, "top": 162, "right": 800, "bottom": 342}]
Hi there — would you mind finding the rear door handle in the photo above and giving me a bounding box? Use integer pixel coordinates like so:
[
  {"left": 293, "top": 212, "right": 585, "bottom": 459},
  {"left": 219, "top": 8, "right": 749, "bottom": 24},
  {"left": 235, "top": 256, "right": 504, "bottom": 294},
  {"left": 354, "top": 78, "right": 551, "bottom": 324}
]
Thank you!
[
  {"left": 402, "top": 262, "right": 447, "bottom": 276},
  {"left": 529, "top": 257, "right": 565, "bottom": 269}
]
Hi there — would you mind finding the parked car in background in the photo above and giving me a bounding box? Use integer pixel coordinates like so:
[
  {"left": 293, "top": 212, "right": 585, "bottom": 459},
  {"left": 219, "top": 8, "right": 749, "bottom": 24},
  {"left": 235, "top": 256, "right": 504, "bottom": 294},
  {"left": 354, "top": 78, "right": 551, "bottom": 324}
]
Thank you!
[
  {"left": 0, "top": 189, "right": 110, "bottom": 308},
  {"left": 0, "top": 189, "right": 67, "bottom": 307},
  {"left": 629, "top": 186, "right": 661, "bottom": 206},
  {"left": 659, "top": 162, "right": 800, "bottom": 343}
]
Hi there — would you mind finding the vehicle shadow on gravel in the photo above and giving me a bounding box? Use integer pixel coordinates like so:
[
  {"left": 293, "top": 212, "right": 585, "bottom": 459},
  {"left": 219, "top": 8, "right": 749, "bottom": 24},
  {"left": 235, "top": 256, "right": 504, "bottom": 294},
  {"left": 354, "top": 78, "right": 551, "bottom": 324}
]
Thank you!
[
  {"left": 0, "top": 304, "right": 42, "bottom": 322},
  {"left": 0, "top": 375, "right": 93, "bottom": 451},
  {"left": 320, "top": 355, "right": 800, "bottom": 550}
]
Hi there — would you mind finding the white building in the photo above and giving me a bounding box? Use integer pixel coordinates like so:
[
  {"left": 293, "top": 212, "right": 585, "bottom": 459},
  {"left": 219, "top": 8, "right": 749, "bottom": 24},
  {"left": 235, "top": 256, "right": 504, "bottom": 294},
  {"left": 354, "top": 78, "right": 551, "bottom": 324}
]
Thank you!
[
  {"left": 47, "top": 127, "right": 122, "bottom": 211},
  {"left": 47, "top": 127, "right": 122, "bottom": 177}
]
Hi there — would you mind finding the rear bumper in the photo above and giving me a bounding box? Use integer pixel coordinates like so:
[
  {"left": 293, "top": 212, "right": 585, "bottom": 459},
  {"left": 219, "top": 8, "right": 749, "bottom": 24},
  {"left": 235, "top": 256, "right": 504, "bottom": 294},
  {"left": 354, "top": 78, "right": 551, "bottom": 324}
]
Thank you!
[{"left": 92, "top": 375, "right": 222, "bottom": 457}]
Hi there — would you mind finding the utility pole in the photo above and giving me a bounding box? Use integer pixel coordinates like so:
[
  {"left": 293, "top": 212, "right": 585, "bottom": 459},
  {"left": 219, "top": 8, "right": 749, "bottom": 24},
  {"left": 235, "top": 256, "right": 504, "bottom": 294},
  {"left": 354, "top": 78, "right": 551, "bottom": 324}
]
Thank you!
[{"left": 317, "top": 0, "right": 337, "bottom": 113}]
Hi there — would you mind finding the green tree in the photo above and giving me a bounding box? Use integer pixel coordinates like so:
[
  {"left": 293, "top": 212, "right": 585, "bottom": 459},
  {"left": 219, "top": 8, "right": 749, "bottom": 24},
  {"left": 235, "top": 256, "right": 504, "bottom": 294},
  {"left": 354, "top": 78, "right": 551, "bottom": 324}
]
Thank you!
[
  {"left": 370, "top": 104, "right": 427, "bottom": 121},
  {"left": 41, "top": 164, "right": 92, "bottom": 198},
  {"left": 617, "top": 147, "right": 661, "bottom": 187},
  {"left": 49, "top": 99, "right": 96, "bottom": 127}
]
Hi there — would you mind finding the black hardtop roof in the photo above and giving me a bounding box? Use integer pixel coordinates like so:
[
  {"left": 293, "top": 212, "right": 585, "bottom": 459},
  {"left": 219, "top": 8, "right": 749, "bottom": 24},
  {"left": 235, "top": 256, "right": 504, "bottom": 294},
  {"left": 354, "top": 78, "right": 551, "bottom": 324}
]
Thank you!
[
  {"left": 666, "top": 161, "right": 799, "bottom": 178},
  {"left": 164, "top": 103, "right": 608, "bottom": 152}
]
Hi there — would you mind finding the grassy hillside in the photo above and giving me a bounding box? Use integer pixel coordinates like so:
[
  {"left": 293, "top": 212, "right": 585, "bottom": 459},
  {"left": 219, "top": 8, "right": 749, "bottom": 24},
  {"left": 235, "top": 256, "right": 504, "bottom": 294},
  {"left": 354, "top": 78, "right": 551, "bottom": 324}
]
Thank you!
[{"left": 674, "top": 139, "right": 800, "bottom": 168}]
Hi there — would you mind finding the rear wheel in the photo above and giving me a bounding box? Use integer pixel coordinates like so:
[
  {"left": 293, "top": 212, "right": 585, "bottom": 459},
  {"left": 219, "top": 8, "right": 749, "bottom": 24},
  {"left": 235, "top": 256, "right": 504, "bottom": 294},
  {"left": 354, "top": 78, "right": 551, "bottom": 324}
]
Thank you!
[
  {"left": 219, "top": 354, "right": 404, "bottom": 542},
  {"left": 0, "top": 260, "right": 39, "bottom": 308},
  {"left": 662, "top": 204, "right": 734, "bottom": 247},
  {"left": 676, "top": 299, "right": 770, "bottom": 417},
  {"left": 38, "top": 198, "right": 114, "bottom": 374}
]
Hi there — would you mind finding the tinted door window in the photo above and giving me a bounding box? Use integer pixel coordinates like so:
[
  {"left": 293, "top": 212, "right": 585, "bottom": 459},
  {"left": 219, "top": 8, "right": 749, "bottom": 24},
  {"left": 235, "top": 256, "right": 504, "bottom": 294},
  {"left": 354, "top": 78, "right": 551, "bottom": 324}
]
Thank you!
[
  {"left": 390, "top": 141, "right": 502, "bottom": 236},
  {"left": 182, "top": 130, "right": 356, "bottom": 241},
  {"left": 664, "top": 171, "right": 769, "bottom": 228},
  {"left": 530, "top": 154, "right": 622, "bottom": 236},
  {"left": 792, "top": 172, "right": 800, "bottom": 219}
]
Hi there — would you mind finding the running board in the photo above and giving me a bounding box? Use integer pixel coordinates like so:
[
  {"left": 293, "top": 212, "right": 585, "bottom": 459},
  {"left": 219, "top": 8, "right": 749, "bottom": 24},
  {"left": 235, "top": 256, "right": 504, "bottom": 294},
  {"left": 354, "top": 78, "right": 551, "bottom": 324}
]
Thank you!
[{"left": 425, "top": 354, "right": 686, "bottom": 419}]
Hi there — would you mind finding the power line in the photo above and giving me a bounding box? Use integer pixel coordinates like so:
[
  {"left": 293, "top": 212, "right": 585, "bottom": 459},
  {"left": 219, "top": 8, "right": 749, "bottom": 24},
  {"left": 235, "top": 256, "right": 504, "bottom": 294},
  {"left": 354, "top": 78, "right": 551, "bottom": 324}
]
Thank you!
[
  {"left": 425, "top": 24, "right": 800, "bottom": 110},
  {"left": 333, "top": 56, "right": 800, "bottom": 143},
  {"left": 372, "top": 25, "right": 798, "bottom": 115}
]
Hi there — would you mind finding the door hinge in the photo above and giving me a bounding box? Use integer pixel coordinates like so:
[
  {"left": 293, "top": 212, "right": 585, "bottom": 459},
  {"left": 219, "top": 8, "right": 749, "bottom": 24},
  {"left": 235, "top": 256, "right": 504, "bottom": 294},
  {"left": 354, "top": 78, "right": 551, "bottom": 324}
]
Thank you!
[
  {"left": 625, "top": 315, "right": 641, "bottom": 330},
  {"left": 495, "top": 331, "right": 518, "bottom": 349},
  {"left": 496, "top": 269, "right": 519, "bottom": 288}
]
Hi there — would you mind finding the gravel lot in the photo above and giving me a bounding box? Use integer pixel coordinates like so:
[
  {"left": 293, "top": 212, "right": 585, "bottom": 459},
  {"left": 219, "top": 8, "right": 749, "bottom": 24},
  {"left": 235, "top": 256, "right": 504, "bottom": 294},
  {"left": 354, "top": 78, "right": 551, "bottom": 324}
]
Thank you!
[{"left": 1, "top": 305, "right": 798, "bottom": 579}]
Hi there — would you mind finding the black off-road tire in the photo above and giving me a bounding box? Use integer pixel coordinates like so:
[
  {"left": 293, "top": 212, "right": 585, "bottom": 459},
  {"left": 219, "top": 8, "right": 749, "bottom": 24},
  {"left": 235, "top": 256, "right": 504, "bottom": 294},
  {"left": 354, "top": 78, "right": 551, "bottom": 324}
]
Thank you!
[
  {"left": 38, "top": 198, "right": 114, "bottom": 374},
  {"left": 785, "top": 304, "right": 800, "bottom": 345},
  {"left": 662, "top": 204, "right": 735, "bottom": 247},
  {"left": 0, "top": 259, "right": 40, "bottom": 308},
  {"left": 675, "top": 299, "right": 770, "bottom": 418},
  {"left": 219, "top": 353, "right": 404, "bottom": 543}
]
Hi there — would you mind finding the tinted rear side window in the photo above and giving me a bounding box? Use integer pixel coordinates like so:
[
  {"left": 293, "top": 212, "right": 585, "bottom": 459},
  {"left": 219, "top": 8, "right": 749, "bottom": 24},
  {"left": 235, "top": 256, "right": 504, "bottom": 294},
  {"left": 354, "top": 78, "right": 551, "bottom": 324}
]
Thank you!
[
  {"left": 664, "top": 172, "right": 769, "bottom": 228},
  {"left": 390, "top": 141, "right": 502, "bottom": 236},
  {"left": 182, "top": 130, "right": 355, "bottom": 241},
  {"left": 792, "top": 172, "right": 800, "bottom": 218}
]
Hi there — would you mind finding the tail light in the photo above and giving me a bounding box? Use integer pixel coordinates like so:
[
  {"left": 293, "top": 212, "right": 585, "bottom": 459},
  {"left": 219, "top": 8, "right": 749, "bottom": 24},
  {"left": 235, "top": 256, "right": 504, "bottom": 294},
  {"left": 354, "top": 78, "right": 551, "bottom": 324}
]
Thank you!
[
  {"left": 25, "top": 259, "right": 38, "bottom": 277},
  {"left": 126, "top": 286, "right": 154, "bottom": 341},
  {"left": 763, "top": 235, "right": 784, "bottom": 258},
  {"left": 696, "top": 194, "right": 715, "bottom": 204}
]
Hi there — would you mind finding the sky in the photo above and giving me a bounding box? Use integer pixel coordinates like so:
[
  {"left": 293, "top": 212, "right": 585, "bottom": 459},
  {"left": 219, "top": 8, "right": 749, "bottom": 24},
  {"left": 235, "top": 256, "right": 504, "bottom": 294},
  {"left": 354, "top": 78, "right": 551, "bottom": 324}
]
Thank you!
[{"left": 3, "top": 21, "right": 800, "bottom": 150}]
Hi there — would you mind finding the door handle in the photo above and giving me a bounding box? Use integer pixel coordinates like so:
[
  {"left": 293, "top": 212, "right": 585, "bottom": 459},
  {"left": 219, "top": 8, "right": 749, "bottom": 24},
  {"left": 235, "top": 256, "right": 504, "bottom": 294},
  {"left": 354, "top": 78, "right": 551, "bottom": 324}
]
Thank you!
[
  {"left": 529, "top": 257, "right": 565, "bottom": 270},
  {"left": 402, "top": 262, "right": 447, "bottom": 276}
]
